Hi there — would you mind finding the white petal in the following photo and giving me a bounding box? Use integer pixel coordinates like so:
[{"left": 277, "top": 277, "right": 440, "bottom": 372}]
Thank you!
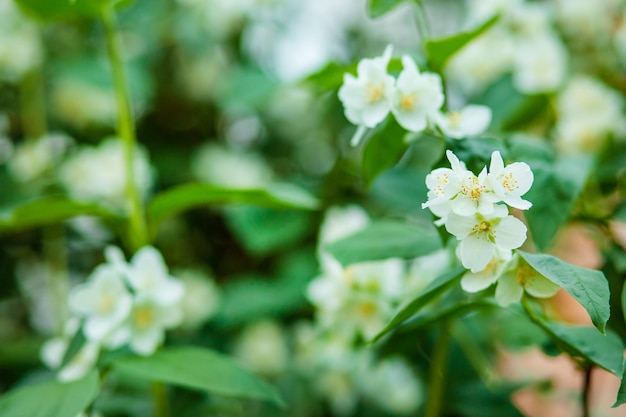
[
  {"left": 525, "top": 275, "right": 560, "bottom": 299},
  {"left": 131, "top": 328, "right": 163, "bottom": 356},
  {"left": 58, "top": 342, "right": 100, "bottom": 382},
  {"left": 494, "top": 216, "right": 527, "bottom": 250},
  {"left": 459, "top": 237, "right": 494, "bottom": 273},
  {"left": 84, "top": 317, "right": 117, "bottom": 341},
  {"left": 460, "top": 267, "right": 499, "bottom": 292},
  {"left": 362, "top": 101, "right": 391, "bottom": 127},
  {"left": 41, "top": 338, "right": 68, "bottom": 369},
  {"left": 68, "top": 285, "right": 98, "bottom": 316},
  {"left": 504, "top": 196, "right": 532, "bottom": 210},
  {"left": 451, "top": 195, "right": 477, "bottom": 216},
  {"left": 459, "top": 105, "right": 491, "bottom": 136},
  {"left": 489, "top": 151, "right": 504, "bottom": 176},
  {"left": 495, "top": 272, "right": 523, "bottom": 307},
  {"left": 445, "top": 213, "right": 477, "bottom": 239},
  {"left": 506, "top": 162, "right": 534, "bottom": 196},
  {"left": 153, "top": 279, "right": 185, "bottom": 305},
  {"left": 393, "top": 110, "right": 427, "bottom": 132},
  {"left": 104, "top": 245, "right": 127, "bottom": 273}
]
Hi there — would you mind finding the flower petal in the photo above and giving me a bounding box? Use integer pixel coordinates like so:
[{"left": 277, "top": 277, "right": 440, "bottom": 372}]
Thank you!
[
  {"left": 525, "top": 275, "right": 560, "bottom": 299},
  {"left": 495, "top": 271, "right": 523, "bottom": 307},
  {"left": 445, "top": 213, "right": 477, "bottom": 239},
  {"left": 459, "top": 236, "right": 494, "bottom": 273},
  {"left": 494, "top": 216, "right": 527, "bottom": 250}
]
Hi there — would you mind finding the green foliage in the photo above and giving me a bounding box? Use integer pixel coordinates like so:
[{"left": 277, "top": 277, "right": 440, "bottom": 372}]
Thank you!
[
  {"left": 0, "top": 370, "right": 100, "bottom": 417},
  {"left": 519, "top": 251, "right": 611, "bottom": 333},
  {"left": 147, "top": 183, "right": 319, "bottom": 231},
  {"left": 361, "top": 118, "right": 409, "bottom": 188},
  {"left": 366, "top": 0, "right": 408, "bottom": 19},
  {"left": 325, "top": 219, "right": 441, "bottom": 266},
  {"left": 372, "top": 267, "right": 465, "bottom": 342},
  {"left": 111, "top": 347, "right": 284, "bottom": 406},
  {"left": 15, "top": 0, "right": 102, "bottom": 20},
  {"left": 614, "top": 366, "right": 626, "bottom": 407},
  {"left": 0, "top": 196, "right": 121, "bottom": 233},
  {"left": 425, "top": 15, "right": 498, "bottom": 72}
]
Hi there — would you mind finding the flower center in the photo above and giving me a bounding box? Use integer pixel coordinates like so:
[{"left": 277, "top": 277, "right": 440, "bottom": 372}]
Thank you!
[
  {"left": 449, "top": 111, "right": 462, "bottom": 128},
  {"left": 133, "top": 306, "right": 155, "bottom": 329},
  {"left": 516, "top": 265, "right": 536, "bottom": 287},
  {"left": 501, "top": 172, "right": 519, "bottom": 192},
  {"left": 461, "top": 176, "right": 485, "bottom": 201},
  {"left": 98, "top": 293, "right": 115, "bottom": 314},
  {"left": 357, "top": 300, "right": 378, "bottom": 317},
  {"left": 366, "top": 84, "right": 385, "bottom": 103},
  {"left": 400, "top": 93, "right": 418, "bottom": 111},
  {"left": 471, "top": 220, "right": 493, "bottom": 240}
]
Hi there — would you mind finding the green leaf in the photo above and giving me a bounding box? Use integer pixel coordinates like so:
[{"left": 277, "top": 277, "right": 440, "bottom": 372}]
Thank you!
[
  {"left": 372, "top": 267, "right": 464, "bottom": 342},
  {"left": 519, "top": 251, "right": 610, "bottom": 333},
  {"left": 541, "top": 322, "right": 624, "bottom": 376},
  {"left": 0, "top": 370, "right": 100, "bottom": 417},
  {"left": 361, "top": 118, "right": 409, "bottom": 188},
  {"left": 613, "top": 364, "right": 626, "bottom": 407},
  {"left": 524, "top": 155, "right": 593, "bottom": 250},
  {"left": 367, "top": 0, "right": 407, "bottom": 18},
  {"left": 0, "top": 196, "right": 121, "bottom": 233},
  {"left": 326, "top": 220, "right": 441, "bottom": 266},
  {"left": 224, "top": 207, "right": 312, "bottom": 256},
  {"left": 15, "top": 0, "right": 101, "bottom": 20},
  {"left": 425, "top": 15, "right": 498, "bottom": 72},
  {"left": 148, "top": 183, "right": 319, "bottom": 230},
  {"left": 111, "top": 347, "right": 283, "bottom": 406}
]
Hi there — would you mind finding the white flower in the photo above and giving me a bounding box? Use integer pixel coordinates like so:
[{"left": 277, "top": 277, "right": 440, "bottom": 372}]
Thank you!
[
  {"left": 435, "top": 105, "right": 492, "bottom": 139},
  {"left": 361, "top": 357, "right": 423, "bottom": 414},
  {"left": 487, "top": 151, "right": 533, "bottom": 210},
  {"left": 513, "top": 32, "right": 567, "bottom": 94},
  {"left": 460, "top": 249, "right": 511, "bottom": 293},
  {"left": 105, "top": 245, "right": 185, "bottom": 306},
  {"left": 338, "top": 46, "right": 395, "bottom": 130},
  {"left": 450, "top": 166, "right": 500, "bottom": 216},
  {"left": 233, "top": 320, "right": 289, "bottom": 376},
  {"left": 391, "top": 56, "right": 444, "bottom": 132},
  {"left": 8, "top": 133, "right": 72, "bottom": 182},
  {"left": 445, "top": 206, "right": 527, "bottom": 273},
  {"left": 176, "top": 269, "right": 220, "bottom": 330},
  {"left": 422, "top": 150, "right": 468, "bottom": 223},
  {"left": 494, "top": 254, "right": 560, "bottom": 306},
  {"left": 113, "top": 295, "right": 184, "bottom": 355},
  {"left": 68, "top": 264, "right": 132, "bottom": 342}
]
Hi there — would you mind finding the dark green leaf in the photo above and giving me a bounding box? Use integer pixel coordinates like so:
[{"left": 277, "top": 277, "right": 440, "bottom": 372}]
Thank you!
[
  {"left": 425, "top": 15, "right": 498, "bottom": 72},
  {"left": 372, "top": 267, "right": 464, "bottom": 342},
  {"left": 367, "top": 0, "right": 408, "bottom": 18},
  {"left": 361, "top": 118, "right": 409, "bottom": 188},
  {"left": 368, "top": 167, "right": 431, "bottom": 218},
  {"left": 613, "top": 363, "right": 626, "bottom": 407},
  {"left": 400, "top": 300, "right": 493, "bottom": 333},
  {"left": 111, "top": 347, "right": 283, "bottom": 406},
  {"left": 60, "top": 328, "right": 87, "bottom": 368},
  {"left": 519, "top": 251, "right": 610, "bottom": 333},
  {"left": 326, "top": 219, "right": 441, "bottom": 266},
  {"left": 148, "top": 183, "right": 319, "bottom": 230},
  {"left": 0, "top": 196, "right": 121, "bottom": 233},
  {"left": 0, "top": 370, "right": 99, "bottom": 417}
]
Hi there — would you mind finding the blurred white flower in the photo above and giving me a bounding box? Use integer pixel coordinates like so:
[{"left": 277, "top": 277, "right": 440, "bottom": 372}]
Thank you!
[
  {"left": 338, "top": 45, "right": 395, "bottom": 143},
  {"left": 487, "top": 151, "right": 533, "bottom": 210},
  {"left": 0, "top": 2, "right": 42, "bottom": 81},
  {"left": 494, "top": 254, "right": 560, "bottom": 306},
  {"left": 434, "top": 104, "right": 491, "bottom": 139},
  {"left": 405, "top": 248, "right": 455, "bottom": 298},
  {"left": 233, "top": 320, "right": 289, "bottom": 376},
  {"left": 445, "top": 205, "right": 527, "bottom": 273},
  {"left": 361, "top": 357, "right": 423, "bottom": 414},
  {"left": 513, "top": 32, "right": 567, "bottom": 94},
  {"left": 554, "top": 0, "right": 621, "bottom": 43},
  {"left": 191, "top": 143, "right": 273, "bottom": 189},
  {"left": 391, "top": 56, "right": 444, "bottom": 133},
  {"left": 58, "top": 138, "right": 153, "bottom": 209},
  {"left": 176, "top": 269, "right": 220, "bottom": 330},
  {"left": 8, "top": 133, "right": 72, "bottom": 182},
  {"left": 68, "top": 264, "right": 132, "bottom": 342},
  {"left": 51, "top": 81, "right": 117, "bottom": 129}
]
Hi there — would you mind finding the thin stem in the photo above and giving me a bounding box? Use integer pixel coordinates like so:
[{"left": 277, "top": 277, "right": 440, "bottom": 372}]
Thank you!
[
  {"left": 152, "top": 381, "right": 170, "bottom": 417},
  {"left": 100, "top": 5, "right": 148, "bottom": 251},
  {"left": 582, "top": 367, "right": 592, "bottom": 417},
  {"left": 19, "top": 66, "right": 48, "bottom": 140},
  {"left": 413, "top": 0, "right": 431, "bottom": 45},
  {"left": 452, "top": 321, "right": 495, "bottom": 388},
  {"left": 43, "top": 224, "right": 69, "bottom": 336},
  {"left": 425, "top": 322, "right": 452, "bottom": 417}
]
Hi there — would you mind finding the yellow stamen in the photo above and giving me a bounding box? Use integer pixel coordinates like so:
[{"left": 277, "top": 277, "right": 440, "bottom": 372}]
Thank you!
[
  {"left": 133, "top": 306, "right": 154, "bottom": 329},
  {"left": 400, "top": 93, "right": 418, "bottom": 111},
  {"left": 366, "top": 84, "right": 384, "bottom": 103}
]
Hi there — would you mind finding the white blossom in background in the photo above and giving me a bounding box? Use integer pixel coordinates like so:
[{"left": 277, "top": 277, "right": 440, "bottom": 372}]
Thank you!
[
  {"left": 68, "top": 264, "right": 132, "bottom": 342},
  {"left": 338, "top": 46, "right": 395, "bottom": 145},
  {"left": 488, "top": 151, "right": 533, "bottom": 210},
  {"left": 391, "top": 56, "right": 444, "bottom": 133},
  {"left": 445, "top": 206, "right": 527, "bottom": 273},
  {"left": 0, "top": 1, "right": 42, "bottom": 81},
  {"left": 554, "top": 0, "right": 622, "bottom": 44},
  {"left": 513, "top": 32, "right": 567, "bottom": 94},
  {"left": 405, "top": 248, "right": 455, "bottom": 298},
  {"left": 435, "top": 104, "right": 492, "bottom": 139},
  {"left": 191, "top": 143, "right": 273, "bottom": 189},
  {"left": 51, "top": 80, "right": 117, "bottom": 129},
  {"left": 494, "top": 254, "right": 560, "bottom": 306},
  {"left": 616, "top": 18, "right": 626, "bottom": 66},
  {"left": 8, "top": 133, "right": 72, "bottom": 183},
  {"left": 176, "top": 269, "right": 220, "bottom": 330},
  {"left": 233, "top": 320, "right": 289, "bottom": 376},
  {"left": 58, "top": 138, "right": 153, "bottom": 209},
  {"left": 554, "top": 76, "right": 626, "bottom": 154}
]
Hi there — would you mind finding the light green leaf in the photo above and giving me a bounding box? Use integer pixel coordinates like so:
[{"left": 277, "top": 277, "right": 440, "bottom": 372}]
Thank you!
[
  {"left": 0, "top": 370, "right": 100, "bottom": 417},
  {"left": 613, "top": 364, "right": 626, "bottom": 407},
  {"left": 425, "top": 15, "right": 498, "bottom": 72},
  {"left": 15, "top": 0, "right": 101, "bottom": 20},
  {"left": 326, "top": 220, "right": 441, "bottom": 266},
  {"left": 367, "top": 0, "right": 408, "bottom": 18},
  {"left": 518, "top": 251, "right": 610, "bottom": 333},
  {"left": 542, "top": 322, "right": 623, "bottom": 376},
  {"left": 148, "top": 183, "right": 319, "bottom": 230},
  {"left": 361, "top": 118, "right": 409, "bottom": 188},
  {"left": 111, "top": 347, "right": 283, "bottom": 406},
  {"left": 518, "top": 252, "right": 610, "bottom": 332},
  {"left": 372, "top": 267, "right": 464, "bottom": 342},
  {"left": 0, "top": 196, "right": 121, "bottom": 233}
]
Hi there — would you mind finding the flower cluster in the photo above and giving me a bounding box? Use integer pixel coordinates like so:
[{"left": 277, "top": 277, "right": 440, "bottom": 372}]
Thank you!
[
  {"left": 423, "top": 150, "right": 532, "bottom": 272},
  {"left": 41, "top": 246, "right": 185, "bottom": 381},
  {"left": 337, "top": 46, "right": 491, "bottom": 145}
]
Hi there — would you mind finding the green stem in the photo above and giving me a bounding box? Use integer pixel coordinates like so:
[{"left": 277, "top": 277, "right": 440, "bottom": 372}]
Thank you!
[
  {"left": 425, "top": 322, "right": 451, "bottom": 417},
  {"left": 152, "top": 381, "right": 170, "bottom": 417},
  {"left": 19, "top": 65, "right": 48, "bottom": 141},
  {"left": 452, "top": 321, "right": 495, "bottom": 388},
  {"left": 43, "top": 224, "right": 69, "bottom": 336},
  {"left": 100, "top": 4, "right": 148, "bottom": 252},
  {"left": 413, "top": 0, "right": 431, "bottom": 45}
]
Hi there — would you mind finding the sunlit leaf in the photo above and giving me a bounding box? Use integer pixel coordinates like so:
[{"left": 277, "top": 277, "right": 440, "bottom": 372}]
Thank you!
[
  {"left": 0, "top": 370, "right": 99, "bottom": 417},
  {"left": 519, "top": 251, "right": 610, "bottom": 333},
  {"left": 367, "top": 0, "right": 408, "bottom": 18},
  {"left": 111, "top": 347, "right": 283, "bottom": 406},
  {"left": 326, "top": 219, "right": 441, "bottom": 266}
]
